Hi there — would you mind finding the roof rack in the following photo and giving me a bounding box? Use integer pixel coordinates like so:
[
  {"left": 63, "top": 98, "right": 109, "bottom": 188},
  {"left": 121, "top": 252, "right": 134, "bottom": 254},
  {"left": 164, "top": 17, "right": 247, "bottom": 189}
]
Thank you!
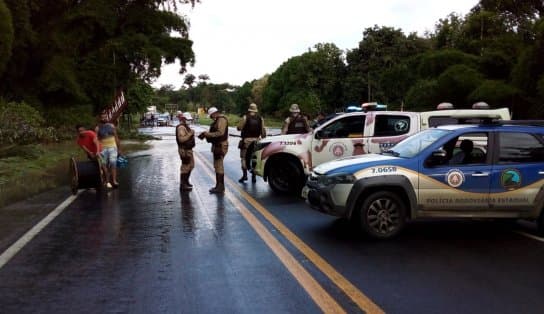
[{"left": 482, "top": 120, "right": 544, "bottom": 127}]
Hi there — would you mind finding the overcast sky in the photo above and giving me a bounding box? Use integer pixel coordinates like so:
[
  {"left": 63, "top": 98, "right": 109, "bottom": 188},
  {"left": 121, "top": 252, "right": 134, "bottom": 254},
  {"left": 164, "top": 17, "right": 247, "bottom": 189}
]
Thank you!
[{"left": 152, "top": 0, "right": 479, "bottom": 89}]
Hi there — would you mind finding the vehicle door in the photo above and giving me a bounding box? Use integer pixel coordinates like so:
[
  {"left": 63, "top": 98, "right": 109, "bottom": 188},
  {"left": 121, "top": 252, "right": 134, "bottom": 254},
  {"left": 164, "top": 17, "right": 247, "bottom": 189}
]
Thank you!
[
  {"left": 365, "top": 113, "right": 416, "bottom": 154},
  {"left": 311, "top": 115, "right": 366, "bottom": 167},
  {"left": 419, "top": 132, "right": 492, "bottom": 211},
  {"left": 489, "top": 131, "right": 544, "bottom": 211}
]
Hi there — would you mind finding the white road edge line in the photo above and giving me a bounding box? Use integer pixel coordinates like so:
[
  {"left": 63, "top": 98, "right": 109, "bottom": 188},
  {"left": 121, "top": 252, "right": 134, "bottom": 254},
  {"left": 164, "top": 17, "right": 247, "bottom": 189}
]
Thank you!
[
  {"left": 0, "top": 191, "right": 81, "bottom": 270},
  {"left": 514, "top": 230, "right": 544, "bottom": 243}
]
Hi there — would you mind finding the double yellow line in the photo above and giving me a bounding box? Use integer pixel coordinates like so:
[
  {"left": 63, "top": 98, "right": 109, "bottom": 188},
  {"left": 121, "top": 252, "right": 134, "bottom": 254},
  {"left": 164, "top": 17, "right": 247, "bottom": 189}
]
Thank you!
[{"left": 195, "top": 152, "right": 384, "bottom": 314}]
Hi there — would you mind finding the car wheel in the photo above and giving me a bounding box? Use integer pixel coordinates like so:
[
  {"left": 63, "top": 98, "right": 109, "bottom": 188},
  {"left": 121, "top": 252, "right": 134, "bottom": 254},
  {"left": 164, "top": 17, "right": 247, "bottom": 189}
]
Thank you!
[
  {"left": 268, "top": 159, "right": 304, "bottom": 195},
  {"left": 537, "top": 210, "right": 544, "bottom": 236},
  {"left": 359, "top": 191, "right": 406, "bottom": 239}
]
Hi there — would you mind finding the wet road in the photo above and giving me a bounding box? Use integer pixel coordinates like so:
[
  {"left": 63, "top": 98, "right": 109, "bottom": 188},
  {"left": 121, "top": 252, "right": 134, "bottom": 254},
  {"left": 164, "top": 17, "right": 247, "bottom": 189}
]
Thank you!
[{"left": 1, "top": 124, "right": 544, "bottom": 313}]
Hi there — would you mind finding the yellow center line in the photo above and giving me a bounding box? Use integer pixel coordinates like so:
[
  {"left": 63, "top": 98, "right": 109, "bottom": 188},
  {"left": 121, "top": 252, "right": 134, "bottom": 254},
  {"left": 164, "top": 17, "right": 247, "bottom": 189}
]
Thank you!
[
  {"left": 195, "top": 151, "right": 384, "bottom": 314},
  {"left": 233, "top": 184, "right": 385, "bottom": 314},
  {"left": 194, "top": 152, "right": 345, "bottom": 313}
]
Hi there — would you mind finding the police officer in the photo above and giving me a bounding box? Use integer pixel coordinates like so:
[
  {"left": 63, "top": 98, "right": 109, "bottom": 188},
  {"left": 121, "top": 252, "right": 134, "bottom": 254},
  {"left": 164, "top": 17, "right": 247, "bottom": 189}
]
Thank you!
[
  {"left": 176, "top": 111, "right": 195, "bottom": 192},
  {"left": 236, "top": 103, "right": 266, "bottom": 183},
  {"left": 198, "top": 107, "right": 228, "bottom": 194},
  {"left": 281, "top": 103, "right": 311, "bottom": 134}
]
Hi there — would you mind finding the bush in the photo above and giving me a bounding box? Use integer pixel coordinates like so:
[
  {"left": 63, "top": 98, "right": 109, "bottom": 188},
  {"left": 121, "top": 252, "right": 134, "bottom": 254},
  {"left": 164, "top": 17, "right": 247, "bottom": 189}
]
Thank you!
[
  {"left": 43, "top": 104, "right": 96, "bottom": 141},
  {"left": 0, "top": 100, "right": 58, "bottom": 144}
]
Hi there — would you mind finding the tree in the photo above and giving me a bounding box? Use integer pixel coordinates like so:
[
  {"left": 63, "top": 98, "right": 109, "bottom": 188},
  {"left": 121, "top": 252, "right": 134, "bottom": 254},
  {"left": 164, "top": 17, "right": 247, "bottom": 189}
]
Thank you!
[
  {"left": 233, "top": 82, "right": 253, "bottom": 114},
  {"left": 436, "top": 64, "right": 484, "bottom": 107},
  {"left": 404, "top": 79, "right": 441, "bottom": 111},
  {"left": 344, "top": 26, "right": 429, "bottom": 106},
  {"left": 431, "top": 12, "right": 467, "bottom": 50},
  {"left": 0, "top": 0, "right": 13, "bottom": 76},
  {"left": 262, "top": 43, "right": 346, "bottom": 116},
  {"left": 184, "top": 73, "right": 196, "bottom": 88},
  {"left": 251, "top": 75, "right": 269, "bottom": 109},
  {"left": 126, "top": 79, "right": 154, "bottom": 114},
  {"left": 198, "top": 74, "right": 210, "bottom": 84},
  {"left": 0, "top": 0, "right": 198, "bottom": 114},
  {"left": 417, "top": 49, "right": 478, "bottom": 78},
  {"left": 468, "top": 80, "right": 520, "bottom": 109}
]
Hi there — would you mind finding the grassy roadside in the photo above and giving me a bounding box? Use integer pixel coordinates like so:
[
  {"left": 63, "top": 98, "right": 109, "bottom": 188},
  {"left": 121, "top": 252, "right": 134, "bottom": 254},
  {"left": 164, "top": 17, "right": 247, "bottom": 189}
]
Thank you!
[
  {"left": 0, "top": 137, "right": 151, "bottom": 209},
  {"left": 0, "top": 113, "right": 279, "bottom": 209}
]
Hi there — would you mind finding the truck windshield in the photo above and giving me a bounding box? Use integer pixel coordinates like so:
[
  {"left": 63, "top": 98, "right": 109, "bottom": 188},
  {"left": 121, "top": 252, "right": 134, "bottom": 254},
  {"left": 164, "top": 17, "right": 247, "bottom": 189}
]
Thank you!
[{"left": 388, "top": 129, "right": 451, "bottom": 158}]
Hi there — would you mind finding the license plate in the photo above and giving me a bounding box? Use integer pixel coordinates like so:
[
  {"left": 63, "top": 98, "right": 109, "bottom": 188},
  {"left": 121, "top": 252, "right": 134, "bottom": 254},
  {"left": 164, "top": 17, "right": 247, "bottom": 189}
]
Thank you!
[{"left": 301, "top": 186, "right": 310, "bottom": 199}]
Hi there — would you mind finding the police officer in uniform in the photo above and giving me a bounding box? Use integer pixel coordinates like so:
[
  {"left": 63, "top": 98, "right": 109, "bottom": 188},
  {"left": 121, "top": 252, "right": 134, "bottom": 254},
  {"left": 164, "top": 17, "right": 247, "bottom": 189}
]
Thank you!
[
  {"left": 281, "top": 103, "right": 311, "bottom": 135},
  {"left": 176, "top": 111, "right": 195, "bottom": 192},
  {"left": 198, "top": 107, "right": 228, "bottom": 194},
  {"left": 236, "top": 103, "right": 266, "bottom": 183}
]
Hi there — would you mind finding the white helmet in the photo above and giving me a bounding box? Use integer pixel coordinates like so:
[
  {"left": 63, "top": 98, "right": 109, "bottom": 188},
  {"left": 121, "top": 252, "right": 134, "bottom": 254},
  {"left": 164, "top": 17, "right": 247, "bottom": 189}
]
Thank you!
[{"left": 207, "top": 107, "right": 219, "bottom": 117}]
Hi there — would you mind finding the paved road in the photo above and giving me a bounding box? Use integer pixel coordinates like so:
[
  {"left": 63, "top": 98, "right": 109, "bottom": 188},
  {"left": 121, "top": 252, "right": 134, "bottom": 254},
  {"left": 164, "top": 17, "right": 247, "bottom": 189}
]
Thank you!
[{"left": 1, "top": 124, "right": 544, "bottom": 313}]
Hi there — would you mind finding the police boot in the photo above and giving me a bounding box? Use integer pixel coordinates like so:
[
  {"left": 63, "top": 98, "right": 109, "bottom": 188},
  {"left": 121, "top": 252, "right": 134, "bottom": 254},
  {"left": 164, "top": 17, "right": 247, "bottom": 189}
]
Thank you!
[
  {"left": 180, "top": 174, "right": 192, "bottom": 192},
  {"left": 238, "top": 169, "right": 248, "bottom": 183},
  {"left": 209, "top": 174, "right": 225, "bottom": 194},
  {"left": 186, "top": 171, "right": 193, "bottom": 187}
]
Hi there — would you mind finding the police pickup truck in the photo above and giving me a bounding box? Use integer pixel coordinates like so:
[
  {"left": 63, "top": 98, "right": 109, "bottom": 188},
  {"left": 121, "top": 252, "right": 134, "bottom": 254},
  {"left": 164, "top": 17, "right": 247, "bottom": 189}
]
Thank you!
[
  {"left": 303, "top": 121, "right": 544, "bottom": 239},
  {"left": 251, "top": 105, "right": 510, "bottom": 195}
]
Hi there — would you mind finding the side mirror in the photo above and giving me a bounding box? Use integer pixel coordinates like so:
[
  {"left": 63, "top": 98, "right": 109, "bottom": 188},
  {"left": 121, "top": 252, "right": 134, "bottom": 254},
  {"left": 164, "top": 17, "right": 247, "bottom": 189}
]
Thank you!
[
  {"left": 315, "top": 130, "right": 324, "bottom": 139},
  {"left": 432, "top": 149, "right": 447, "bottom": 158},
  {"left": 426, "top": 149, "right": 448, "bottom": 167}
]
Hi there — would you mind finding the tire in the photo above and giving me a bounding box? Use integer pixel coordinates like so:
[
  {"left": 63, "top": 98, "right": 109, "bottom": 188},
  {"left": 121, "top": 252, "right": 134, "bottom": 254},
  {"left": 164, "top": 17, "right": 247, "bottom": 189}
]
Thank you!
[
  {"left": 268, "top": 159, "right": 305, "bottom": 195},
  {"left": 537, "top": 210, "right": 544, "bottom": 236},
  {"left": 359, "top": 191, "right": 406, "bottom": 239}
]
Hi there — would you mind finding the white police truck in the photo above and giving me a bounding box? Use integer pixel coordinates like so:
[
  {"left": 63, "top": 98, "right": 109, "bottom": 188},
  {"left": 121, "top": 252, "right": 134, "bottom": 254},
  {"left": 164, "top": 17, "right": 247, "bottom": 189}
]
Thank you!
[{"left": 252, "top": 104, "right": 510, "bottom": 195}]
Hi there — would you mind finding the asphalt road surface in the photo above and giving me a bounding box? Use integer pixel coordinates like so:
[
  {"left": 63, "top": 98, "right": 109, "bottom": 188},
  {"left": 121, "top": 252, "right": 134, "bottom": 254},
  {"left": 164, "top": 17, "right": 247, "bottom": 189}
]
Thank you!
[{"left": 1, "top": 124, "right": 544, "bottom": 314}]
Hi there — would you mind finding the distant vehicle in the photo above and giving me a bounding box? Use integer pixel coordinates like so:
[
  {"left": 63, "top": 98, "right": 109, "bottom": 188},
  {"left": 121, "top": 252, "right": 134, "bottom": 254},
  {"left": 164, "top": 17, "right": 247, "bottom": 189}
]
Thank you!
[{"left": 157, "top": 113, "right": 170, "bottom": 126}]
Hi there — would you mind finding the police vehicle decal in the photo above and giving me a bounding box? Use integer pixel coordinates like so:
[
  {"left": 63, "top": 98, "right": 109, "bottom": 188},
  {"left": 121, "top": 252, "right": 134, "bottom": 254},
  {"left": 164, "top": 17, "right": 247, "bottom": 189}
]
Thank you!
[
  {"left": 446, "top": 169, "right": 465, "bottom": 188},
  {"left": 313, "top": 154, "right": 397, "bottom": 174},
  {"left": 349, "top": 164, "right": 543, "bottom": 207},
  {"left": 501, "top": 169, "right": 522, "bottom": 190}
]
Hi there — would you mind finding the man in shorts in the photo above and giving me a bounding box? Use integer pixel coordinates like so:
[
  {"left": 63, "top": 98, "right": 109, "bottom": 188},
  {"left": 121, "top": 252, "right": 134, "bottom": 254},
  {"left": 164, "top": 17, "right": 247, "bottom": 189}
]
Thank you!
[
  {"left": 76, "top": 124, "right": 108, "bottom": 186},
  {"left": 95, "top": 113, "right": 122, "bottom": 188}
]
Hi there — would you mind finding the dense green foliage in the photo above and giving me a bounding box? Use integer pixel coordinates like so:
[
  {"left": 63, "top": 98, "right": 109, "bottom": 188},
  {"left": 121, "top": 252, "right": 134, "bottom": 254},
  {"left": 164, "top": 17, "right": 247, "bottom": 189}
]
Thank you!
[
  {"left": 2, "top": 0, "right": 543, "bottom": 143},
  {"left": 0, "top": 0, "right": 13, "bottom": 76},
  {"left": 0, "top": 0, "right": 197, "bottom": 131},
  {"left": 0, "top": 100, "right": 57, "bottom": 145},
  {"left": 157, "top": 0, "right": 542, "bottom": 119}
]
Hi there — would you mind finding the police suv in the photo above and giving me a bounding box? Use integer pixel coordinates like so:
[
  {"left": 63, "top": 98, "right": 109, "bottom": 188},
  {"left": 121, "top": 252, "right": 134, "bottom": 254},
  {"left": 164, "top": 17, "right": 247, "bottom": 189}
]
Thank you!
[
  {"left": 302, "top": 121, "right": 544, "bottom": 239},
  {"left": 252, "top": 104, "right": 510, "bottom": 195}
]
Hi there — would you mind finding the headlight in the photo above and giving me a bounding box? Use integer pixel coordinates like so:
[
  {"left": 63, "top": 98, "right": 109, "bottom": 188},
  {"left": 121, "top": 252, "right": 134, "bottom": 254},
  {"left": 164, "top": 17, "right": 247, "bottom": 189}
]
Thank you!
[
  {"left": 319, "top": 173, "right": 356, "bottom": 186},
  {"left": 254, "top": 141, "right": 271, "bottom": 151}
]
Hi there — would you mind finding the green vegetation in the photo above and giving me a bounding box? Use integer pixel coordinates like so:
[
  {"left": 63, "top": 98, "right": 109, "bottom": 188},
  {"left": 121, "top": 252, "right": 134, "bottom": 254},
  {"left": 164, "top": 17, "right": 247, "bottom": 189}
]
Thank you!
[
  {"left": 152, "top": 1, "right": 543, "bottom": 119},
  {"left": 0, "top": 140, "right": 150, "bottom": 208},
  {"left": 1, "top": 0, "right": 197, "bottom": 126}
]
